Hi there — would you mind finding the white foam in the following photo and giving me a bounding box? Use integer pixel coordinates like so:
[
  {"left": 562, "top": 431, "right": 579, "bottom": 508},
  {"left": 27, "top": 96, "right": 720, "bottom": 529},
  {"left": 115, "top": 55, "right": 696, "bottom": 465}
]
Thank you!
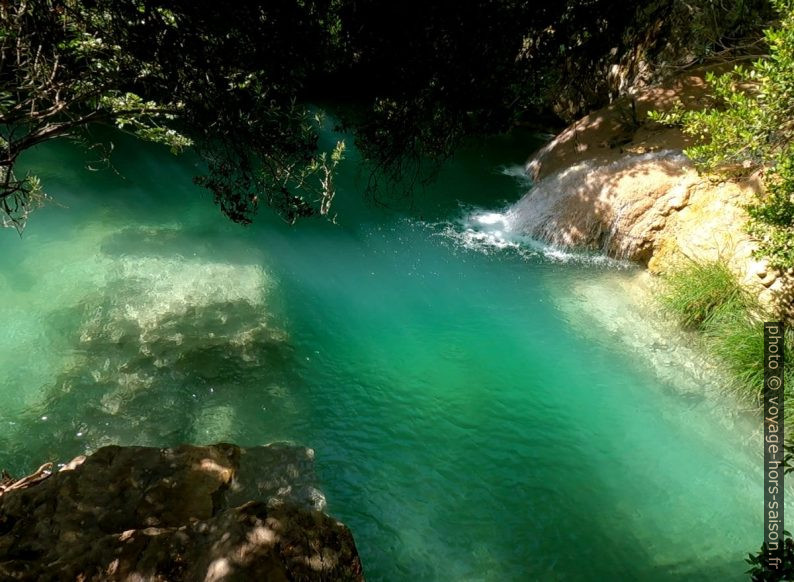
[
  {"left": 427, "top": 156, "right": 672, "bottom": 266},
  {"left": 498, "top": 164, "right": 534, "bottom": 188},
  {"left": 430, "top": 205, "right": 630, "bottom": 267}
]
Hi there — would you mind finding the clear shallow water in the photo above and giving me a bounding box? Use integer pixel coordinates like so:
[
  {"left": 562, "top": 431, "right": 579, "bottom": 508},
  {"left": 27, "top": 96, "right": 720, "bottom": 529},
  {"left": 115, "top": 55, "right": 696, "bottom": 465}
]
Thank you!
[{"left": 0, "top": 130, "right": 775, "bottom": 580}]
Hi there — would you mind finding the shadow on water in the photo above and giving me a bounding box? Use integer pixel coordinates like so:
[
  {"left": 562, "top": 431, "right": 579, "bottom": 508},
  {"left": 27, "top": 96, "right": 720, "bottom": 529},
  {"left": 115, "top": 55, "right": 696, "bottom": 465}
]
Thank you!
[{"left": 0, "top": 262, "right": 37, "bottom": 293}]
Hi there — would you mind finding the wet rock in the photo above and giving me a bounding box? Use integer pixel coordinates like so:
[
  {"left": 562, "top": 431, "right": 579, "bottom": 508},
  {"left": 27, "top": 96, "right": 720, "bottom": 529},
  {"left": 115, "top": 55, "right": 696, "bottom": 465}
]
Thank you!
[
  {"left": 520, "top": 64, "right": 794, "bottom": 320},
  {"left": 510, "top": 150, "right": 701, "bottom": 262},
  {"left": 0, "top": 444, "right": 363, "bottom": 581}
]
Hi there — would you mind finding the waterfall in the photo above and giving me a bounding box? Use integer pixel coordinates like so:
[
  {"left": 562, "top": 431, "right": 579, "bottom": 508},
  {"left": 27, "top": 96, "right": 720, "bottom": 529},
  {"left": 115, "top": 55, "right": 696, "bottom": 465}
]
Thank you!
[
  {"left": 503, "top": 150, "right": 691, "bottom": 259},
  {"left": 601, "top": 200, "right": 630, "bottom": 257}
]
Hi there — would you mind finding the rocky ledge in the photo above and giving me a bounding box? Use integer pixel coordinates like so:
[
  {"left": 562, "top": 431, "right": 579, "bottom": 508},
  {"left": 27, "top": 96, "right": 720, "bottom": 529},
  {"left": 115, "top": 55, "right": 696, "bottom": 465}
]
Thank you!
[
  {"left": 516, "top": 66, "right": 792, "bottom": 319},
  {"left": 0, "top": 443, "right": 363, "bottom": 581}
]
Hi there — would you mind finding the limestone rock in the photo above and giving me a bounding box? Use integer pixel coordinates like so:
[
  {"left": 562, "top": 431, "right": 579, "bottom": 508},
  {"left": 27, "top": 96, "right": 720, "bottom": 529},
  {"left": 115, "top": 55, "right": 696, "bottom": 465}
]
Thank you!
[
  {"left": 518, "top": 63, "right": 794, "bottom": 319},
  {"left": 527, "top": 65, "right": 730, "bottom": 183},
  {"left": 0, "top": 444, "right": 363, "bottom": 581},
  {"left": 510, "top": 150, "right": 700, "bottom": 263}
]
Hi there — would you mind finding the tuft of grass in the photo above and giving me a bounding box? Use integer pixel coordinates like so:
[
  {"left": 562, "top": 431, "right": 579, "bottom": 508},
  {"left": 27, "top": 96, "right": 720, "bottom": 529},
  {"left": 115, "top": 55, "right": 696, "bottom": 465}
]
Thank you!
[
  {"left": 661, "top": 259, "right": 793, "bottom": 419},
  {"left": 704, "top": 312, "right": 765, "bottom": 399},
  {"left": 660, "top": 259, "right": 752, "bottom": 330}
]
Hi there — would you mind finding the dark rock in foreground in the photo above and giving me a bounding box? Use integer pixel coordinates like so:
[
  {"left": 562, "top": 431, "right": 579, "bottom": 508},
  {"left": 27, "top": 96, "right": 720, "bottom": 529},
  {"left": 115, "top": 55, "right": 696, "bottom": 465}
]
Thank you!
[{"left": 0, "top": 443, "right": 364, "bottom": 581}]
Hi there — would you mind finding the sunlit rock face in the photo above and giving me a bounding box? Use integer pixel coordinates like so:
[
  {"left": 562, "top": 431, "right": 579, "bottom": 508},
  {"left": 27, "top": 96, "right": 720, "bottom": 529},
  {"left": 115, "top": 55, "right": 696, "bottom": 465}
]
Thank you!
[
  {"left": 0, "top": 443, "right": 364, "bottom": 581},
  {"left": 513, "top": 146, "right": 794, "bottom": 316},
  {"left": 508, "top": 151, "right": 700, "bottom": 262},
  {"left": 518, "top": 67, "right": 794, "bottom": 320}
]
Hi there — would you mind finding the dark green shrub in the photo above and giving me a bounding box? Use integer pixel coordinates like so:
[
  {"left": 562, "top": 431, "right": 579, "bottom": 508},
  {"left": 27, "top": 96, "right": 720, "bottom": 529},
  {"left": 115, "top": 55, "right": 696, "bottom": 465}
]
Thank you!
[{"left": 649, "top": 0, "right": 794, "bottom": 269}]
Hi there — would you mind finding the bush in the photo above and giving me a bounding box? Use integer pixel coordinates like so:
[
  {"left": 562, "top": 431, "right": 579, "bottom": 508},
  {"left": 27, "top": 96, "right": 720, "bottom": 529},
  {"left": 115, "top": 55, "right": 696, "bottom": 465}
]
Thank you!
[
  {"left": 746, "top": 536, "right": 794, "bottom": 581},
  {"left": 650, "top": 0, "right": 794, "bottom": 269},
  {"left": 747, "top": 151, "right": 794, "bottom": 269}
]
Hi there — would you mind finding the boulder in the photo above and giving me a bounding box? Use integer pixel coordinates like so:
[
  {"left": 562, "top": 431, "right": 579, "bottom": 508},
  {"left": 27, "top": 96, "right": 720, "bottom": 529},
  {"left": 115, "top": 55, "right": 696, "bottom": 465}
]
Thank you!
[
  {"left": 0, "top": 443, "right": 363, "bottom": 581},
  {"left": 510, "top": 150, "right": 701, "bottom": 263},
  {"left": 515, "top": 63, "right": 793, "bottom": 318}
]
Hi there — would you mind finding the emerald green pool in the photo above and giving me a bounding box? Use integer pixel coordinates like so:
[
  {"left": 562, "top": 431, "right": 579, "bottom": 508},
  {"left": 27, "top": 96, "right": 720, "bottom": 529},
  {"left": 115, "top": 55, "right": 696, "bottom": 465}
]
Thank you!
[{"left": 0, "top": 129, "right": 771, "bottom": 580}]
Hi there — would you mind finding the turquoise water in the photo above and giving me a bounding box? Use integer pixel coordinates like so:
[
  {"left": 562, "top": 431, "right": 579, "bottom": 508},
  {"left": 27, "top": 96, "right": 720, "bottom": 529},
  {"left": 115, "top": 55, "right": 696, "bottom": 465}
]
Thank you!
[{"left": 0, "top": 130, "right": 774, "bottom": 580}]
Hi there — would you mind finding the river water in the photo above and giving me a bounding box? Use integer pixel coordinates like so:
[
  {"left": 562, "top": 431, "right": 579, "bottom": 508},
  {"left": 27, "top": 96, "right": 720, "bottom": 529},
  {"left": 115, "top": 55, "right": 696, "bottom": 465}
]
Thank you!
[{"left": 0, "top": 129, "right": 772, "bottom": 580}]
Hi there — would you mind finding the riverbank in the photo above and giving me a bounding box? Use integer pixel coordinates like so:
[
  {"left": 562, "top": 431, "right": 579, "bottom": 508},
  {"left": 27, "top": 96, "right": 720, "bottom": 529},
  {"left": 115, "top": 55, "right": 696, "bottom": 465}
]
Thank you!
[
  {"left": 518, "top": 65, "right": 793, "bottom": 321},
  {"left": 549, "top": 268, "right": 761, "bottom": 438},
  {"left": 512, "top": 63, "right": 794, "bottom": 440}
]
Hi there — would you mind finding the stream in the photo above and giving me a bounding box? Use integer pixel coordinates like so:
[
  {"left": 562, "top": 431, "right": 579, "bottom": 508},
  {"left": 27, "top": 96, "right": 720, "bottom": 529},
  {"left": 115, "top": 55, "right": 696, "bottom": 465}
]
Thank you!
[{"left": 0, "top": 128, "right": 773, "bottom": 580}]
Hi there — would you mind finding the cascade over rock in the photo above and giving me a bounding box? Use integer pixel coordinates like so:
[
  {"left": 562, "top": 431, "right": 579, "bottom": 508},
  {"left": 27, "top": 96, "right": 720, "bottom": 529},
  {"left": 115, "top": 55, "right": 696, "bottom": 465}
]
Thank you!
[
  {"left": 513, "top": 66, "right": 793, "bottom": 318},
  {"left": 509, "top": 151, "right": 699, "bottom": 263}
]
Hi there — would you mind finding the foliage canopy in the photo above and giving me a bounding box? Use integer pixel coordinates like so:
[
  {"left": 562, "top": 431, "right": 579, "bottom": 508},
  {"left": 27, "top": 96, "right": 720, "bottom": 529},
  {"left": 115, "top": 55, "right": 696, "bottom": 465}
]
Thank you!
[
  {"left": 1, "top": 0, "right": 347, "bottom": 229},
  {"left": 0, "top": 0, "right": 772, "bottom": 229}
]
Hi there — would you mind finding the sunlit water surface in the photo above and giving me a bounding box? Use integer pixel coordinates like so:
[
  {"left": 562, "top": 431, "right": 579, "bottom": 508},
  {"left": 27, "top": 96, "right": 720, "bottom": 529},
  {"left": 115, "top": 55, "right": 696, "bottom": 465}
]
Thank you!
[{"left": 0, "top": 130, "right": 776, "bottom": 580}]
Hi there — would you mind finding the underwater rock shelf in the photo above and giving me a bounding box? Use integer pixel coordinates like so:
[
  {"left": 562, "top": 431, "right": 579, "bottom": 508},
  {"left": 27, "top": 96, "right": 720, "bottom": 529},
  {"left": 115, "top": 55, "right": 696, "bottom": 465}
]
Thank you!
[{"left": 0, "top": 443, "right": 363, "bottom": 581}]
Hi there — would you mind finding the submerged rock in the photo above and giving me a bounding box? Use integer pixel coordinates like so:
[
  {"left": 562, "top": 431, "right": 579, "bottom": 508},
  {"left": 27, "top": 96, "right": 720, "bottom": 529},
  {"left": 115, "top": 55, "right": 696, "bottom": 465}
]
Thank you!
[{"left": 0, "top": 444, "right": 363, "bottom": 581}]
